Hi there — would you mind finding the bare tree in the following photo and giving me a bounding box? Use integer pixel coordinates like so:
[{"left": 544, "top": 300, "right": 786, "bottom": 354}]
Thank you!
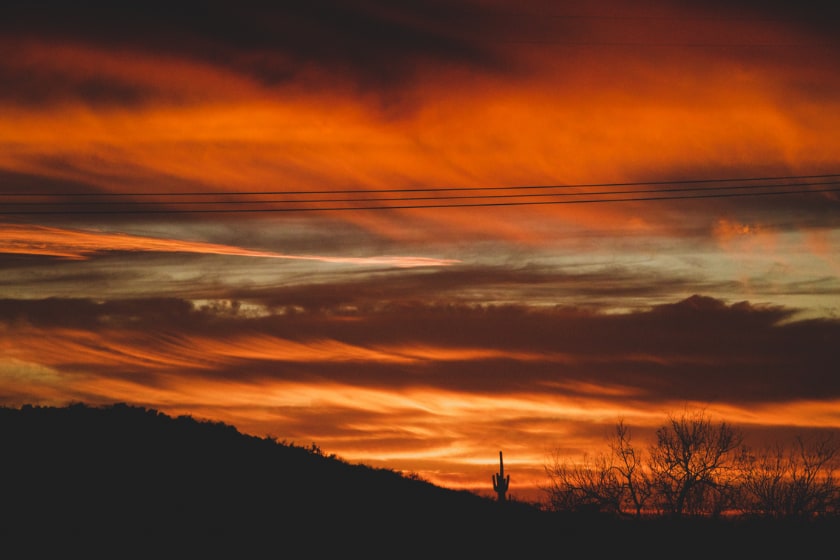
[
  {"left": 543, "top": 450, "right": 622, "bottom": 514},
  {"left": 738, "top": 433, "right": 839, "bottom": 518},
  {"left": 543, "top": 409, "right": 840, "bottom": 519},
  {"left": 608, "top": 419, "right": 653, "bottom": 516},
  {"left": 543, "top": 421, "right": 653, "bottom": 516},
  {"left": 646, "top": 410, "right": 743, "bottom": 517}
]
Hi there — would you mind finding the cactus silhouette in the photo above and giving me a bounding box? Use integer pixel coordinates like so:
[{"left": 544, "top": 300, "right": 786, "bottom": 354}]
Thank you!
[{"left": 492, "top": 451, "right": 510, "bottom": 502}]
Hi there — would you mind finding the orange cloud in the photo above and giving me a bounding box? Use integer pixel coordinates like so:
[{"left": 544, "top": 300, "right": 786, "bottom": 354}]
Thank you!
[
  {"left": 3, "top": 3, "right": 839, "bottom": 504},
  {"left": 3, "top": 297, "right": 840, "bottom": 503},
  {"left": 2, "top": 27, "right": 839, "bottom": 245},
  {"left": 0, "top": 223, "right": 457, "bottom": 267}
]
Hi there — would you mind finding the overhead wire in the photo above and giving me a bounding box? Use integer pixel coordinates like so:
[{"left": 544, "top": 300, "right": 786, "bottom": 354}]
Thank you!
[
  {"left": 4, "top": 173, "right": 839, "bottom": 197},
  {"left": 1, "top": 173, "right": 838, "bottom": 214},
  {"left": 3, "top": 180, "right": 840, "bottom": 209}
]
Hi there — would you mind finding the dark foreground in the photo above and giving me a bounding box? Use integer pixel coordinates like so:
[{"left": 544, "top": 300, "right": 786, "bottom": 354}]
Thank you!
[{"left": 2, "top": 404, "right": 836, "bottom": 558}]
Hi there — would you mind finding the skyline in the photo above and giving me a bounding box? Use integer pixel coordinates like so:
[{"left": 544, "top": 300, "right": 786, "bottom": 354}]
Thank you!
[{"left": 2, "top": 0, "right": 839, "bottom": 501}]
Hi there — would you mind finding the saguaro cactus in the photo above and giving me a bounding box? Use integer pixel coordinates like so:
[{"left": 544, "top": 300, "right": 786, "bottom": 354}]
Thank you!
[{"left": 492, "top": 451, "right": 510, "bottom": 502}]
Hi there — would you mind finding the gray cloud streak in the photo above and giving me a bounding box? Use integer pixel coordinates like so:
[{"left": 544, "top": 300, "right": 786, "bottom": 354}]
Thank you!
[{"left": 2, "top": 294, "right": 837, "bottom": 406}]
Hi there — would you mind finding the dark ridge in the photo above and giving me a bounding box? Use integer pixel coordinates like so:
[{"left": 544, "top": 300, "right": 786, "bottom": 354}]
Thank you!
[
  {"left": 0, "top": 403, "right": 547, "bottom": 556},
  {"left": 1, "top": 403, "right": 836, "bottom": 558}
]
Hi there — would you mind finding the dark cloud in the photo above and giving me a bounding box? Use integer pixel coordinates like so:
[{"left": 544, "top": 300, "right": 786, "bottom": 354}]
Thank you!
[
  {"left": 713, "top": 186, "right": 840, "bottom": 229},
  {"left": 680, "top": 0, "right": 840, "bottom": 40},
  {"left": 0, "top": 56, "right": 166, "bottom": 107},
  {"left": 0, "top": 0, "right": 505, "bottom": 95},
  {"left": 231, "top": 264, "right": 703, "bottom": 311},
  {"left": 619, "top": 163, "right": 840, "bottom": 232},
  {"left": 3, "top": 0, "right": 838, "bottom": 109},
  {"left": 2, "top": 294, "right": 838, "bottom": 405},
  {"left": 0, "top": 168, "right": 103, "bottom": 196},
  {"left": 0, "top": 162, "right": 241, "bottom": 227},
  {"left": 0, "top": 297, "right": 197, "bottom": 330},
  {"left": 12, "top": 155, "right": 203, "bottom": 193},
  {"left": 1, "top": 249, "right": 819, "bottom": 316}
]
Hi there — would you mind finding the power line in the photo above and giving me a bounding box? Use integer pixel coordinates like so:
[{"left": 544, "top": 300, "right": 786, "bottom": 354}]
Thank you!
[
  {"left": 3, "top": 179, "right": 839, "bottom": 209},
  {"left": 3, "top": 188, "right": 839, "bottom": 214},
  {"left": 1, "top": 187, "right": 838, "bottom": 215},
  {"left": 3, "top": 173, "right": 839, "bottom": 198},
  {"left": 500, "top": 40, "right": 836, "bottom": 49}
]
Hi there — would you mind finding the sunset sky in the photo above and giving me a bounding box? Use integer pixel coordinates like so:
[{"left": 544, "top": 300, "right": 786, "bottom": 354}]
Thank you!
[{"left": 2, "top": 0, "right": 839, "bottom": 502}]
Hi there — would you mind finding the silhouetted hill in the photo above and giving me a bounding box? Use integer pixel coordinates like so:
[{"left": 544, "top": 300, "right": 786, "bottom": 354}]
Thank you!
[
  {"left": 2, "top": 403, "right": 837, "bottom": 558},
  {"left": 1, "top": 403, "right": 551, "bottom": 556}
]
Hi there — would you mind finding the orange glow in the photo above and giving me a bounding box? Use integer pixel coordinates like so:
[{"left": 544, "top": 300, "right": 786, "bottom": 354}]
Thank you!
[
  {"left": 2, "top": 3, "right": 839, "bottom": 505},
  {"left": 5, "top": 319, "right": 839, "bottom": 500},
  {"left": 0, "top": 223, "right": 458, "bottom": 267},
  {"left": 2, "top": 34, "right": 839, "bottom": 246},
  {"left": 1, "top": 326, "right": 581, "bottom": 371}
]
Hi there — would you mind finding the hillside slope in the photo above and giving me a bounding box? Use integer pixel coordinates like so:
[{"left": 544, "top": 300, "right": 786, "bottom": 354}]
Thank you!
[
  {"left": 3, "top": 403, "right": 837, "bottom": 558},
  {"left": 1, "top": 403, "right": 551, "bottom": 556}
]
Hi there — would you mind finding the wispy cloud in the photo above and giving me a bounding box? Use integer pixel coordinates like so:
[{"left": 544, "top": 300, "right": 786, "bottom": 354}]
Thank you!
[
  {"left": 0, "top": 223, "right": 458, "bottom": 267},
  {"left": 2, "top": 293, "right": 838, "bottom": 496},
  {"left": 2, "top": 0, "right": 839, "bottom": 502}
]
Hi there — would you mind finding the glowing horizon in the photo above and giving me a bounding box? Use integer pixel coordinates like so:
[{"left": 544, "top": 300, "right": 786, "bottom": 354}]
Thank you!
[{"left": 2, "top": 1, "right": 839, "bottom": 504}]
